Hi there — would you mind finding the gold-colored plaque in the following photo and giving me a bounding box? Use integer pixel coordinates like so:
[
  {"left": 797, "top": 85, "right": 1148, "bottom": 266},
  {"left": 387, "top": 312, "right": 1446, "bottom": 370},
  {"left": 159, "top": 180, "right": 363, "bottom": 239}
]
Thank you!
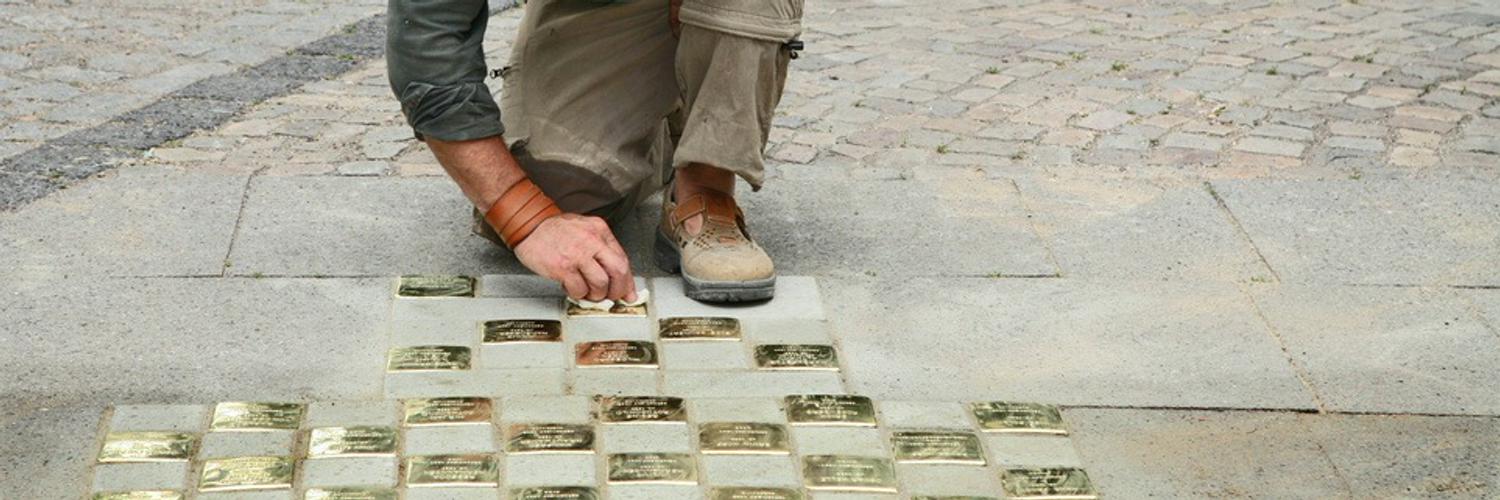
[
  {"left": 575, "top": 341, "right": 658, "bottom": 367},
  {"left": 595, "top": 396, "right": 687, "bottom": 423},
  {"left": 709, "top": 487, "right": 805, "bottom": 500},
  {"left": 505, "top": 423, "right": 595, "bottom": 453},
  {"left": 404, "top": 454, "right": 500, "bottom": 487},
  {"left": 402, "top": 397, "right": 493, "bottom": 426},
  {"left": 565, "top": 299, "right": 647, "bottom": 317},
  {"left": 210, "top": 402, "right": 305, "bottom": 431},
  {"left": 98, "top": 432, "right": 195, "bottom": 462},
  {"left": 754, "top": 344, "right": 839, "bottom": 370},
  {"left": 659, "top": 317, "right": 741, "bottom": 341},
  {"left": 801, "top": 455, "right": 897, "bottom": 492},
  {"left": 91, "top": 492, "right": 183, "bottom": 500},
  {"left": 304, "top": 488, "right": 397, "bottom": 500},
  {"left": 482, "top": 319, "right": 561, "bottom": 343},
  {"left": 784, "top": 395, "right": 877, "bottom": 426},
  {"left": 386, "top": 345, "right": 471, "bottom": 371},
  {"left": 971, "top": 402, "right": 1067, "bottom": 435},
  {"left": 397, "top": 275, "right": 475, "bottom": 297},
  {"left": 698, "top": 423, "right": 789, "bottom": 454},
  {"left": 510, "top": 486, "right": 600, "bottom": 500},
  {"left": 307, "top": 426, "right": 397, "bottom": 457},
  {"left": 1000, "top": 468, "right": 1098, "bottom": 500},
  {"left": 198, "top": 456, "right": 294, "bottom": 492},
  {"left": 890, "top": 431, "right": 985, "bottom": 465},
  {"left": 606, "top": 453, "right": 698, "bottom": 484}
]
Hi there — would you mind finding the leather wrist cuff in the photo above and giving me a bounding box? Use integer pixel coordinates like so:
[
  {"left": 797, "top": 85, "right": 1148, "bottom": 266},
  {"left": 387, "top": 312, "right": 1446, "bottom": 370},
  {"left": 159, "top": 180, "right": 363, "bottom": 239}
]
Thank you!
[{"left": 484, "top": 178, "right": 562, "bottom": 249}]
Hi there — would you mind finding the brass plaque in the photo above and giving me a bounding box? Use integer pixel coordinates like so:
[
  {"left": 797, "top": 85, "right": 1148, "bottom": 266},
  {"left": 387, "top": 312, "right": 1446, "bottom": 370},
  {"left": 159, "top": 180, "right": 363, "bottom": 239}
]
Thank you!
[
  {"left": 801, "top": 455, "right": 897, "bottom": 492},
  {"left": 510, "top": 486, "right": 600, "bottom": 500},
  {"left": 198, "top": 455, "right": 294, "bottom": 492},
  {"left": 307, "top": 426, "right": 397, "bottom": 457},
  {"left": 784, "top": 395, "right": 877, "bottom": 426},
  {"left": 404, "top": 454, "right": 500, "bottom": 487},
  {"left": 98, "top": 432, "right": 195, "bottom": 462},
  {"left": 386, "top": 345, "right": 471, "bottom": 372},
  {"left": 91, "top": 492, "right": 182, "bottom": 500},
  {"left": 482, "top": 319, "right": 561, "bottom": 343},
  {"left": 565, "top": 299, "right": 647, "bottom": 317},
  {"left": 754, "top": 344, "right": 839, "bottom": 370},
  {"left": 659, "top": 317, "right": 741, "bottom": 341},
  {"left": 304, "top": 488, "right": 397, "bottom": 500},
  {"left": 505, "top": 423, "right": 595, "bottom": 453},
  {"left": 698, "top": 422, "right": 789, "bottom": 454},
  {"left": 403, "top": 397, "right": 493, "bottom": 426},
  {"left": 596, "top": 396, "right": 687, "bottom": 423},
  {"left": 971, "top": 402, "right": 1067, "bottom": 435},
  {"left": 397, "top": 275, "right": 475, "bottom": 297},
  {"left": 709, "top": 487, "right": 805, "bottom": 500},
  {"left": 1000, "top": 468, "right": 1098, "bottom": 500},
  {"left": 210, "top": 402, "right": 305, "bottom": 431},
  {"left": 606, "top": 453, "right": 698, "bottom": 484},
  {"left": 891, "top": 431, "right": 985, "bottom": 465},
  {"left": 575, "top": 340, "right": 658, "bottom": 367}
]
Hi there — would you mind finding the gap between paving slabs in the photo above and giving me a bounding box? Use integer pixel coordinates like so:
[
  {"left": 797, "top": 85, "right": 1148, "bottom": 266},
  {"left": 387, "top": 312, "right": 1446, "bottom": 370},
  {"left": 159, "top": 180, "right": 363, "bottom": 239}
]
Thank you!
[{"left": 81, "top": 274, "right": 1103, "bottom": 499}]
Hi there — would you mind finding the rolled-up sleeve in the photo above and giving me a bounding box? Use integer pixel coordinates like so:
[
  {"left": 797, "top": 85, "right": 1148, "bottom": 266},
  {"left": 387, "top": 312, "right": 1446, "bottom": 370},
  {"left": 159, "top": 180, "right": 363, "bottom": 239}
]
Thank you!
[{"left": 386, "top": 0, "right": 503, "bottom": 141}]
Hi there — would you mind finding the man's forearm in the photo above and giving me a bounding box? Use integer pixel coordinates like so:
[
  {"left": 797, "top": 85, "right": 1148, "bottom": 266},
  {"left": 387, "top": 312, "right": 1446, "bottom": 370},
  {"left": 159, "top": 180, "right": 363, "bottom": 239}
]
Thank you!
[{"left": 427, "top": 136, "right": 527, "bottom": 211}]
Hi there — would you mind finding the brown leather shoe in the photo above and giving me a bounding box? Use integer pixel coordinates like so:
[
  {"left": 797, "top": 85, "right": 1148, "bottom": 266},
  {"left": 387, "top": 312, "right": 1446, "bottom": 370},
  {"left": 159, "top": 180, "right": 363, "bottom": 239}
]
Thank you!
[{"left": 655, "top": 190, "right": 775, "bottom": 302}]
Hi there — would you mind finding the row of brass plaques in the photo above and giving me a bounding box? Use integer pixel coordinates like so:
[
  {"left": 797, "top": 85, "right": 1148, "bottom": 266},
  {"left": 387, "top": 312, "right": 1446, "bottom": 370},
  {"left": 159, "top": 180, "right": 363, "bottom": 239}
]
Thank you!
[{"left": 389, "top": 341, "right": 836, "bottom": 370}]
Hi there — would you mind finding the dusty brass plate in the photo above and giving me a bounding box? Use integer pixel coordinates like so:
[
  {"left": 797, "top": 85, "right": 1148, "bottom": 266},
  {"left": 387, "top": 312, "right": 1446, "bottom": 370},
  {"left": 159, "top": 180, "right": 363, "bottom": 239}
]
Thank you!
[
  {"left": 754, "top": 344, "right": 839, "bottom": 370},
  {"left": 397, "top": 275, "right": 475, "bottom": 298},
  {"left": 482, "top": 319, "right": 561, "bottom": 343},
  {"left": 709, "top": 487, "right": 805, "bottom": 500},
  {"left": 198, "top": 455, "right": 294, "bottom": 492},
  {"left": 404, "top": 454, "right": 500, "bottom": 487},
  {"left": 402, "top": 397, "right": 492, "bottom": 426},
  {"left": 98, "top": 432, "right": 195, "bottom": 462},
  {"left": 698, "top": 422, "right": 790, "bottom": 454},
  {"left": 307, "top": 426, "right": 397, "bottom": 457},
  {"left": 303, "top": 488, "right": 397, "bottom": 500},
  {"left": 91, "top": 492, "right": 182, "bottom": 500},
  {"left": 890, "top": 431, "right": 985, "bottom": 465},
  {"left": 574, "top": 340, "right": 658, "bottom": 367},
  {"left": 386, "top": 345, "right": 472, "bottom": 372},
  {"left": 606, "top": 453, "right": 698, "bottom": 484},
  {"left": 784, "top": 394, "right": 877, "bottom": 426},
  {"left": 1000, "top": 467, "right": 1098, "bottom": 500},
  {"left": 505, "top": 423, "right": 595, "bottom": 453},
  {"left": 510, "top": 486, "right": 600, "bottom": 500},
  {"left": 971, "top": 402, "right": 1067, "bottom": 435},
  {"left": 565, "top": 299, "right": 647, "bottom": 317},
  {"left": 659, "top": 317, "right": 741, "bottom": 341},
  {"left": 210, "top": 402, "right": 305, "bottom": 431},
  {"left": 801, "top": 455, "right": 897, "bottom": 492},
  {"left": 595, "top": 396, "right": 687, "bottom": 423}
]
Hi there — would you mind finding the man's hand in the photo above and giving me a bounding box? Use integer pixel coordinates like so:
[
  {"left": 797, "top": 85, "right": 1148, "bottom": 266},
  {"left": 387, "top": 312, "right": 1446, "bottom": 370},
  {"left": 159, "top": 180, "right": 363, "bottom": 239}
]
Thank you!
[{"left": 513, "top": 213, "right": 637, "bottom": 302}]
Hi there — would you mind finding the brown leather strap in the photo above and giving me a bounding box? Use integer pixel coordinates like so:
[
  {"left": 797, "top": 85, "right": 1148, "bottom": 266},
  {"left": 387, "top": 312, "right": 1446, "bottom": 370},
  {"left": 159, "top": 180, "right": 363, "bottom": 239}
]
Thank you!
[
  {"left": 484, "top": 178, "right": 562, "bottom": 249},
  {"left": 671, "top": 191, "right": 742, "bottom": 228}
]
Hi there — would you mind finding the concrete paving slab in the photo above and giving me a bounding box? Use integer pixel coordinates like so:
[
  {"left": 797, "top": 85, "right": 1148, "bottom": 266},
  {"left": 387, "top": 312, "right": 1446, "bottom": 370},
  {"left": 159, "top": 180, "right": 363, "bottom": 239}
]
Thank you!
[
  {"left": 0, "top": 405, "right": 102, "bottom": 500},
  {"left": 1305, "top": 414, "right": 1500, "bottom": 499}
]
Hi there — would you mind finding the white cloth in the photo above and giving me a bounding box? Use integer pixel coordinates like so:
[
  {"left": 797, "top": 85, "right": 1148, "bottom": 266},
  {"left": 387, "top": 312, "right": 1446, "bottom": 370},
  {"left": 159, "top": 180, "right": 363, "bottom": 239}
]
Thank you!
[{"left": 567, "top": 289, "right": 650, "bottom": 311}]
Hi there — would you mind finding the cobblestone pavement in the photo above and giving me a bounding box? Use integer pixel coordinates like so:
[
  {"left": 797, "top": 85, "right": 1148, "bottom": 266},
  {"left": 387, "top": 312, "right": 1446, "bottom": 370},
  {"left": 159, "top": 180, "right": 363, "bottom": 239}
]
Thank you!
[{"left": 4, "top": 0, "right": 1500, "bottom": 498}]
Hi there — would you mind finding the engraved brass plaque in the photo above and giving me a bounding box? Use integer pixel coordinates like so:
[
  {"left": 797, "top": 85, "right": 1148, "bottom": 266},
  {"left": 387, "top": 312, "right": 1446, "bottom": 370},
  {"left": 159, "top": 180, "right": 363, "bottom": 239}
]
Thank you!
[
  {"left": 698, "top": 422, "right": 790, "bottom": 454},
  {"left": 505, "top": 423, "right": 595, "bottom": 453},
  {"left": 754, "top": 344, "right": 839, "bottom": 370},
  {"left": 659, "top": 317, "right": 741, "bottom": 341},
  {"left": 1000, "top": 467, "right": 1098, "bottom": 500},
  {"left": 596, "top": 396, "right": 687, "bottom": 423},
  {"left": 606, "top": 453, "right": 698, "bottom": 484},
  {"left": 801, "top": 455, "right": 897, "bottom": 492},
  {"left": 510, "top": 486, "right": 600, "bottom": 500},
  {"left": 198, "top": 455, "right": 294, "bottom": 492},
  {"left": 565, "top": 299, "right": 647, "bottom": 317},
  {"left": 397, "top": 275, "right": 475, "bottom": 297},
  {"left": 386, "top": 345, "right": 472, "bottom": 372},
  {"left": 890, "top": 431, "right": 985, "bottom": 465},
  {"left": 307, "top": 426, "right": 397, "bottom": 457},
  {"left": 971, "top": 402, "right": 1067, "bottom": 435},
  {"left": 404, "top": 454, "right": 500, "bottom": 487},
  {"left": 98, "top": 432, "right": 195, "bottom": 462},
  {"left": 575, "top": 341, "right": 658, "bottom": 367},
  {"left": 91, "top": 492, "right": 183, "bottom": 500},
  {"left": 210, "top": 402, "right": 305, "bottom": 431},
  {"left": 784, "top": 395, "right": 877, "bottom": 426},
  {"left": 482, "top": 319, "right": 561, "bottom": 343},
  {"left": 709, "top": 487, "right": 805, "bottom": 500},
  {"left": 403, "top": 397, "right": 492, "bottom": 426},
  {"left": 303, "top": 488, "right": 397, "bottom": 500}
]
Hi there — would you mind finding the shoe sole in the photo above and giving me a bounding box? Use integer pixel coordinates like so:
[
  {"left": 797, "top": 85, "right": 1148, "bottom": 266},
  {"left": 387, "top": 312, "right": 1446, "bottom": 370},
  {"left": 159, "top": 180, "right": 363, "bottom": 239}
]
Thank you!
[{"left": 654, "top": 230, "right": 776, "bottom": 303}]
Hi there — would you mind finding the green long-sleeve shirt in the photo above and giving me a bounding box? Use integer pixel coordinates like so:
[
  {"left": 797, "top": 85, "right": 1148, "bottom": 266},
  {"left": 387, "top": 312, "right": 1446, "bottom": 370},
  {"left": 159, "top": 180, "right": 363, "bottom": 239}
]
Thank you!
[{"left": 386, "top": 0, "right": 503, "bottom": 142}]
